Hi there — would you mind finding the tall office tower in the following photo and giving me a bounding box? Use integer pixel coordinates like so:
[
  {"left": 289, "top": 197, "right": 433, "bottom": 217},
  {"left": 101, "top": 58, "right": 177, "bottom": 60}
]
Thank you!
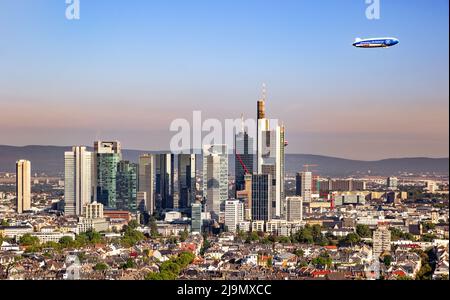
[
  {"left": 373, "top": 224, "right": 392, "bottom": 258},
  {"left": 251, "top": 174, "right": 272, "bottom": 221},
  {"left": 94, "top": 141, "right": 122, "bottom": 208},
  {"left": 138, "top": 154, "right": 154, "bottom": 215},
  {"left": 225, "top": 200, "right": 244, "bottom": 233},
  {"left": 136, "top": 191, "right": 147, "bottom": 214},
  {"left": 236, "top": 174, "right": 253, "bottom": 220},
  {"left": 296, "top": 171, "right": 312, "bottom": 202},
  {"left": 155, "top": 154, "right": 175, "bottom": 211},
  {"left": 64, "top": 147, "right": 92, "bottom": 216},
  {"left": 178, "top": 154, "right": 196, "bottom": 210},
  {"left": 203, "top": 145, "right": 228, "bottom": 218},
  {"left": 312, "top": 175, "right": 320, "bottom": 194},
  {"left": 191, "top": 203, "right": 202, "bottom": 233},
  {"left": 116, "top": 161, "right": 138, "bottom": 212},
  {"left": 286, "top": 196, "right": 303, "bottom": 222},
  {"left": 256, "top": 95, "right": 285, "bottom": 219},
  {"left": 234, "top": 121, "right": 254, "bottom": 195},
  {"left": 16, "top": 160, "right": 31, "bottom": 214},
  {"left": 387, "top": 177, "right": 398, "bottom": 191}
]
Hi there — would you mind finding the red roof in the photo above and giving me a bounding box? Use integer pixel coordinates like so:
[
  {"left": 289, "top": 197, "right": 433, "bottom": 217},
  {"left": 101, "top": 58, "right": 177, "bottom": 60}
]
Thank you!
[
  {"left": 311, "top": 270, "right": 332, "bottom": 277},
  {"left": 324, "top": 246, "right": 338, "bottom": 250}
]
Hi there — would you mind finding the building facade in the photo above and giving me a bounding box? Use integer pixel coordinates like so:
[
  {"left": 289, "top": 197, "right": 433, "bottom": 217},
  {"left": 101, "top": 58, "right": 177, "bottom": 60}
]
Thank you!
[
  {"left": 94, "top": 141, "right": 122, "bottom": 208},
  {"left": 64, "top": 147, "right": 92, "bottom": 216},
  {"left": 16, "top": 160, "right": 31, "bottom": 214}
]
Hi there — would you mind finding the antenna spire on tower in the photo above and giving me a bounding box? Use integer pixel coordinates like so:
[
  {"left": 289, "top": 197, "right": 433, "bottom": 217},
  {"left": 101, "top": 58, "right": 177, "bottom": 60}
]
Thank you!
[{"left": 262, "top": 83, "right": 267, "bottom": 101}]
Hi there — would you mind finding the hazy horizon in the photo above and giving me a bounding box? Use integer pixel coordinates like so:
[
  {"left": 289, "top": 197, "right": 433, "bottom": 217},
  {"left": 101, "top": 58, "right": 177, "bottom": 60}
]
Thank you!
[{"left": 0, "top": 0, "right": 448, "bottom": 160}]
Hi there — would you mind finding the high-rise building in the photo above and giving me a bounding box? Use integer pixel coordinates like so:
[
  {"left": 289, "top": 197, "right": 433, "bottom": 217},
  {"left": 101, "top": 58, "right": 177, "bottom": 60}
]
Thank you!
[
  {"left": 136, "top": 191, "right": 147, "bottom": 214},
  {"left": 387, "top": 177, "right": 398, "bottom": 191},
  {"left": 251, "top": 174, "right": 272, "bottom": 221},
  {"left": 236, "top": 174, "right": 253, "bottom": 220},
  {"left": 64, "top": 147, "right": 92, "bottom": 216},
  {"left": 235, "top": 125, "right": 254, "bottom": 195},
  {"left": 138, "top": 154, "right": 154, "bottom": 214},
  {"left": 426, "top": 181, "right": 438, "bottom": 193},
  {"left": 94, "top": 141, "right": 122, "bottom": 208},
  {"left": 256, "top": 96, "right": 285, "bottom": 219},
  {"left": 203, "top": 145, "right": 228, "bottom": 219},
  {"left": 191, "top": 203, "right": 202, "bottom": 234},
  {"left": 373, "top": 224, "right": 391, "bottom": 258},
  {"left": 83, "top": 201, "right": 104, "bottom": 219},
  {"left": 178, "top": 154, "right": 196, "bottom": 210},
  {"left": 155, "top": 154, "right": 175, "bottom": 211},
  {"left": 296, "top": 172, "right": 312, "bottom": 202},
  {"left": 116, "top": 161, "right": 138, "bottom": 212},
  {"left": 16, "top": 160, "right": 31, "bottom": 214},
  {"left": 286, "top": 196, "right": 303, "bottom": 222},
  {"left": 225, "top": 200, "right": 244, "bottom": 233}
]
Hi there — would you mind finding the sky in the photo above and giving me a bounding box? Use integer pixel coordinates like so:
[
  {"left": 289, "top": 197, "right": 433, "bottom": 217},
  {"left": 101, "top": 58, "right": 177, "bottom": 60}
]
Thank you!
[{"left": 0, "top": 0, "right": 448, "bottom": 160}]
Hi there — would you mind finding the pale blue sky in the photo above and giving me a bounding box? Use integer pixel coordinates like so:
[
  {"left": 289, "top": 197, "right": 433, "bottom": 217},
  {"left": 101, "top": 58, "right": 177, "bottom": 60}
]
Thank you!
[{"left": 0, "top": 0, "right": 448, "bottom": 159}]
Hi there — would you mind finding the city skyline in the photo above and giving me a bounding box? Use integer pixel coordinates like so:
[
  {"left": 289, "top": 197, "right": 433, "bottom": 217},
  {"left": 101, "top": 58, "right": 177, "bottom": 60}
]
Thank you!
[{"left": 0, "top": 0, "right": 448, "bottom": 160}]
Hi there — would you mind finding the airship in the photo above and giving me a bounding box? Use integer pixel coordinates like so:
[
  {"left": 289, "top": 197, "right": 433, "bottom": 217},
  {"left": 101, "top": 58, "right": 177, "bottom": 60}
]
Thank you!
[{"left": 353, "top": 37, "right": 399, "bottom": 48}]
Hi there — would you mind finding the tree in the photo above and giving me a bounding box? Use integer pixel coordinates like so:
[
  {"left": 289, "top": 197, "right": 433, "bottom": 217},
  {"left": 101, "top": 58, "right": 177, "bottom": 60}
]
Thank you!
[
  {"left": 294, "top": 249, "right": 305, "bottom": 258},
  {"left": 19, "top": 234, "right": 40, "bottom": 247},
  {"left": 356, "top": 224, "right": 372, "bottom": 238},
  {"left": 127, "top": 220, "right": 140, "bottom": 230},
  {"left": 342, "top": 233, "right": 361, "bottom": 247},
  {"left": 1, "top": 219, "right": 9, "bottom": 227},
  {"left": 93, "top": 262, "right": 109, "bottom": 271},
  {"left": 383, "top": 255, "right": 393, "bottom": 267},
  {"left": 312, "top": 252, "right": 332, "bottom": 269},
  {"left": 121, "top": 258, "right": 136, "bottom": 270},
  {"left": 179, "top": 229, "right": 189, "bottom": 242},
  {"left": 59, "top": 236, "right": 75, "bottom": 248}
]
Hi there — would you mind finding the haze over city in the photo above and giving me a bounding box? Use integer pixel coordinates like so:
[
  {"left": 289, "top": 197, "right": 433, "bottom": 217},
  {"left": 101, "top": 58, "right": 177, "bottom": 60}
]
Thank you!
[{"left": 0, "top": 0, "right": 448, "bottom": 160}]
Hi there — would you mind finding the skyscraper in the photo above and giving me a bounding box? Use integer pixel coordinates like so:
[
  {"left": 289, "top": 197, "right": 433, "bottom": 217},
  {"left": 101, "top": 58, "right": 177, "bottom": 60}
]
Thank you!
[
  {"left": 286, "top": 196, "right": 303, "bottom": 222},
  {"left": 191, "top": 203, "right": 202, "bottom": 234},
  {"left": 251, "top": 174, "right": 272, "bottom": 221},
  {"left": 178, "top": 154, "right": 196, "bottom": 210},
  {"left": 296, "top": 171, "right": 312, "bottom": 202},
  {"left": 203, "top": 145, "right": 228, "bottom": 219},
  {"left": 94, "top": 141, "right": 122, "bottom": 208},
  {"left": 225, "top": 200, "right": 244, "bottom": 233},
  {"left": 116, "top": 161, "right": 138, "bottom": 212},
  {"left": 387, "top": 177, "right": 399, "bottom": 191},
  {"left": 16, "top": 160, "right": 31, "bottom": 214},
  {"left": 155, "top": 153, "right": 174, "bottom": 211},
  {"left": 235, "top": 123, "right": 254, "bottom": 195},
  {"left": 256, "top": 93, "right": 285, "bottom": 219},
  {"left": 138, "top": 154, "right": 154, "bottom": 215},
  {"left": 64, "top": 147, "right": 92, "bottom": 216}
]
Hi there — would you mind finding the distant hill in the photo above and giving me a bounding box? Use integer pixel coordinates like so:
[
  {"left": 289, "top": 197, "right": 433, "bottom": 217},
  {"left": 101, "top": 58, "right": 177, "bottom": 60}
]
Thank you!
[{"left": 0, "top": 145, "right": 448, "bottom": 177}]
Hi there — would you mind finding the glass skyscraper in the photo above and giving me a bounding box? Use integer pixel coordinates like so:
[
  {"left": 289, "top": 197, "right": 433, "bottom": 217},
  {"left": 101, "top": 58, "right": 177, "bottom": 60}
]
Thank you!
[
  {"left": 178, "top": 154, "right": 196, "bottom": 210},
  {"left": 235, "top": 130, "right": 254, "bottom": 195},
  {"left": 94, "top": 141, "right": 122, "bottom": 209},
  {"left": 116, "top": 161, "right": 138, "bottom": 212}
]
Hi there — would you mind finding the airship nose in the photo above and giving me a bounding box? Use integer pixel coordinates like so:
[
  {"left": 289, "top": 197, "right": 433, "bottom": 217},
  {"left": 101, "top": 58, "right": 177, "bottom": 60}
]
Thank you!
[{"left": 392, "top": 39, "right": 399, "bottom": 45}]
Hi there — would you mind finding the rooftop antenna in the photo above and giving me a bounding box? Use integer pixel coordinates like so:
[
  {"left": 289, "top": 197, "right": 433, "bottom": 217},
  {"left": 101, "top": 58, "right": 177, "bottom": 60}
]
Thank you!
[
  {"left": 240, "top": 113, "right": 245, "bottom": 133},
  {"left": 262, "top": 83, "right": 267, "bottom": 101}
]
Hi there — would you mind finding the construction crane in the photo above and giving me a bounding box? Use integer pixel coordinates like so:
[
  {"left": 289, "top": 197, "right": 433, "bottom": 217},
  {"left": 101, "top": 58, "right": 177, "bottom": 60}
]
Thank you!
[
  {"left": 303, "top": 164, "right": 318, "bottom": 172},
  {"left": 235, "top": 151, "right": 250, "bottom": 175}
]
